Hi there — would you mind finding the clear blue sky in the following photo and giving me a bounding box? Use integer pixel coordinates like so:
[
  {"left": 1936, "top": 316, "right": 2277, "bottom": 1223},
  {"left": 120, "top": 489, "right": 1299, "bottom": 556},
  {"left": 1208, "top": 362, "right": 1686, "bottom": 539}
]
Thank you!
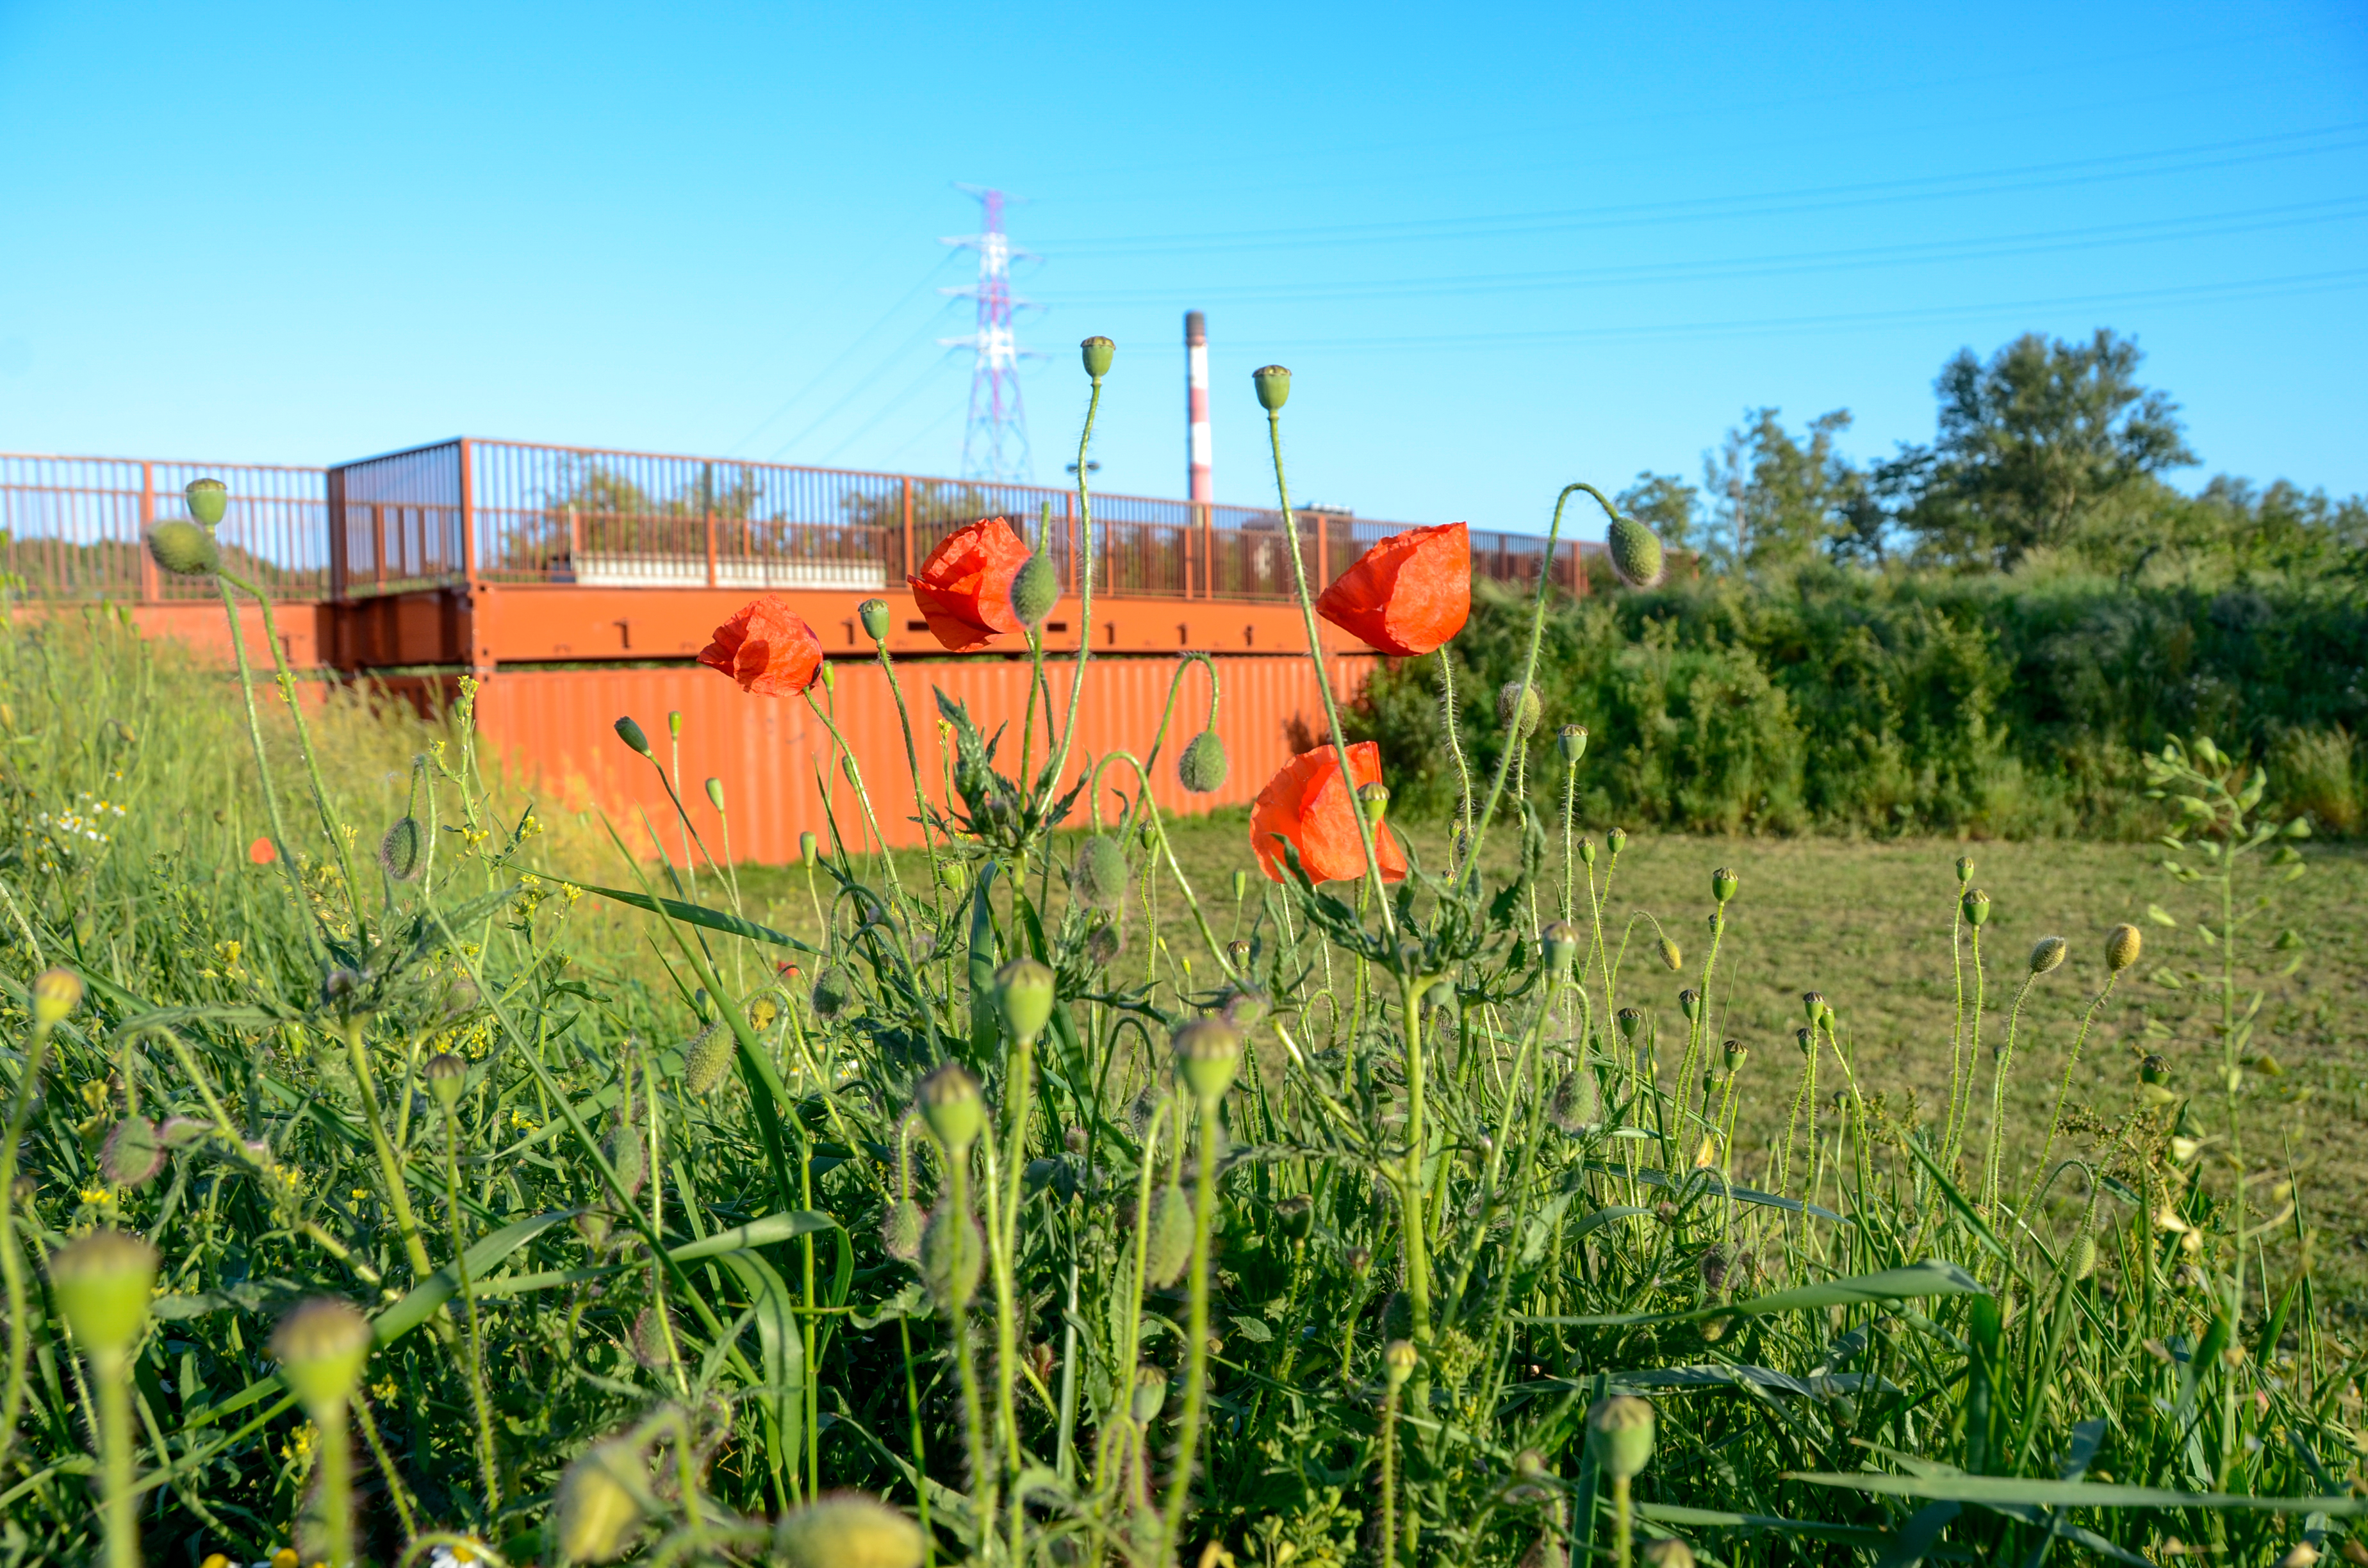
[{"left": 3, "top": 1, "right": 2363, "bottom": 538}]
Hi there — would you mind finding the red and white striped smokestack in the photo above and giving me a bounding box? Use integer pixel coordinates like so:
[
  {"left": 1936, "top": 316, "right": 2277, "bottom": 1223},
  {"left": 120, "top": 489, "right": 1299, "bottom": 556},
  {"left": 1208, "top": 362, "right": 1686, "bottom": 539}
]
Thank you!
[{"left": 1185, "top": 310, "right": 1212, "bottom": 505}]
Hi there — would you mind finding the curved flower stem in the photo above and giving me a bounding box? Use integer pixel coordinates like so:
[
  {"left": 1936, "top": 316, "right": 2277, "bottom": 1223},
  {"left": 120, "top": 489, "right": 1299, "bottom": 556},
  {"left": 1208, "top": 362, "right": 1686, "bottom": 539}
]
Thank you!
[
  {"left": 343, "top": 1017, "right": 437, "bottom": 1284},
  {"left": 1159, "top": 1095, "right": 1223, "bottom": 1555},
  {"left": 1984, "top": 971, "right": 2039, "bottom": 1217},
  {"left": 1037, "top": 376, "right": 1104, "bottom": 816},
  {"left": 1463, "top": 484, "right": 1618, "bottom": 889},
  {"left": 1397, "top": 970, "right": 1436, "bottom": 1348},
  {"left": 1439, "top": 648, "right": 1475, "bottom": 873},
  {"left": 2023, "top": 975, "right": 2119, "bottom": 1213},
  {"left": 213, "top": 575, "right": 327, "bottom": 965},
  {"left": 437, "top": 1103, "right": 502, "bottom": 1514}
]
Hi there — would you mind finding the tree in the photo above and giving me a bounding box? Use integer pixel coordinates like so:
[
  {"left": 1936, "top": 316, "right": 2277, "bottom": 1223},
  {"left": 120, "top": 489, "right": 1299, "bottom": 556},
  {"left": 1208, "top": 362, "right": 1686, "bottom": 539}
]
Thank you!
[
  {"left": 1902, "top": 329, "right": 2196, "bottom": 568},
  {"left": 1702, "top": 407, "right": 1866, "bottom": 570},
  {"left": 1614, "top": 471, "right": 1701, "bottom": 552}
]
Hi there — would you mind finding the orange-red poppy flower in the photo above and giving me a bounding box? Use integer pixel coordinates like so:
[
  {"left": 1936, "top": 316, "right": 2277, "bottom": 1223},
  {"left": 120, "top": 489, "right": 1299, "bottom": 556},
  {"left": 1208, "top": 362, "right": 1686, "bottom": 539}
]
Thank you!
[
  {"left": 1250, "top": 741, "right": 1410, "bottom": 885},
  {"left": 700, "top": 594, "right": 825, "bottom": 695},
  {"left": 908, "top": 517, "right": 1031, "bottom": 651},
  {"left": 247, "top": 837, "right": 277, "bottom": 866},
  {"left": 1315, "top": 521, "right": 1470, "bottom": 657}
]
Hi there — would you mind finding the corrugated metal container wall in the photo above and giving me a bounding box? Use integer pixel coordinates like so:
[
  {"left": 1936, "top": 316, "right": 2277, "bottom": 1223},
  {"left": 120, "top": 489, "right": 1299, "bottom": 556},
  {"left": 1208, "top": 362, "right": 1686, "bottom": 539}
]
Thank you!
[{"left": 470, "top": 653, "right": 1381, "bottom": 864}]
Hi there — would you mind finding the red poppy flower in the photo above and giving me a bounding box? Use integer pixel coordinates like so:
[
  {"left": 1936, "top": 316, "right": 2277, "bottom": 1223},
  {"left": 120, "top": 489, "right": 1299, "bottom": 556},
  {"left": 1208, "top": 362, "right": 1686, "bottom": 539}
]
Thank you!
[
  {"left": 699, "top": 594, "right": 825, "bottom": 695},
  {"left": 247, "top": 837, "right": 277, "bottom": 865},
  {"left": 1315, "top": 521, "right": 1470, "bottom": 657},
  {"left": 1250, "top": 741, "right": 1410, "bottom": 885},
  {"left": 907, "top": 517, "right": 1031, "bottom": 651}
]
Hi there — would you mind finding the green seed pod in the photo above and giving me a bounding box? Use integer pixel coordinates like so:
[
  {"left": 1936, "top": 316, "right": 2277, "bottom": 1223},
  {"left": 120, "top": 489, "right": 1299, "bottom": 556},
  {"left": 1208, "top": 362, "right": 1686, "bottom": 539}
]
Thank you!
[
  {"left": 1702, "top": 1068, "right": 1727, "bottom": 1093},
  {"left": 99, "top": 1115, "right": 163, "bottom": 1186},
  {"left": 916, "top": 1063, "right": 985, "bottom": 1156},
  {"left": 1962, "top": 888, "right": 1991, "bottom": 927},
  {"left": 1225, "top": 937, "right": 1253, "bottom": 972},
  {"left": 270, "top": 1296, "right": 373, "bottom": 1415},
  {"left": 857, "top": 598, "right": 891, "bottom": 641},
  {"left": 605, "top": 1110, "right": 648, "bottom": 1203},
  {"left": 799, "top": 829, "right": 819, "bottom": 864},
  {"left": 1549, "top": 1068, "right": 1602, "bottom": 1132},
  {"left": 668, "top": 710, "right": 682, "bottom": 740},
  {"left": 48, "top": 1230, "right": 156, "bottom": 1356},
  {"left": 1657, "top": 937, "right": 1682, "bottom": 972},
  {"left": 1497, "top": 680, "right": 1543, "bottom": 739},
  {"left": 1175, "top": 730, "right": 1228, "bottom": 794},
  {"left": 1607, "top": 827, "right": 1627, "bottom": 856},
  {"left": 1231, "top": 869, "right": 1249, "bottom": 902},
  {"left": 30, "top": 969, "right": 83, "bottom": 1029},
  {"left": 2140, "top": 1054, "right": 2169, "bottom": 1085},
  {"left": 1577, "top": 837, "right": 1597, "bottom": 867},
  {"left": 1252, "top": 364, "right": 1292, "bottom": 411},
  {"left": 378, "top": 815, "right": 424, "bottom": 881},
  {"left": 147, "top": 520, "right": 220, "bottom": 576},
  {"left": 1080, "top": 336, "right": 1115, "bottom": 379},
  {"left": 1357, "top": 780, "right": 1390, "bottom": 822},
  {"left": 921, "top": 1203, "right": 983, "bottom": 1309},
  {"left": 682, "top": 1023, "right": 734, "bottom": 1097},
  {"left": 1009, "top": 553, "right": 1061, "bottom": 627},
  {"left": 1953, "top": 854, "right": 1974, "bottom": 885},
  {"left": 1802, "top": 992, "right": 1827, "bottom": 1026},
  {"left": 1587, "top": 1393, "right": 1656, "bottom": 1480},
  {"left": 2107, "top": 923, "right": 2142, "bottom": 972},
  {"left": 704, "top": 777, "right": 725, "bottom": 811},
  {"left": 1616, "top": 1007, "right": 1643, "bottom": 1040},
  {"left": 2028, "top": 935, "right": 2068, "bottom": 975},
  {"left": 184, "top": 477, "right": 228, "bottom": 527},
  {"left": 994, "top": 958, "right": 1057, "bottom": 1047},
  {"left": 555, "top": 1439, "right": 646, "bottom": 1564},
  {"left": 1541, "top": 920, "right": 1582, "bottom": 975},
  {"left": 775, "top": 1492, "right": 926, "bottom": 1568},
  {"left": 1722, "top": 1039, "right": 1747, "bottom": 1070},
  {"left": 1147, "top": 1185, "right": 1194, "bottom": 1287},
  {"left": 1073, "top": 835, "right": 1131, "bottom": 911},
  {"left": 1606, "top": 516, "right": 1666, "bottom": 589},
  {"left": 1796, "top": 1027, "right": 1814, "bottom": 1055},
  {"left": 881, "top": 1197, "right": 924, "bottom": 1263},
  {"left": 1712, "top": 867, "right": 1738, "bottom": 904},
  {"left": 1131, "top": 1364, "right": 1169, "bottom": 1423},
  {"left": 1275, "top": 1193, "right": 1314, "bottom": 1241},
  {"left": 1173, "top": 1017, "right": 1242, "bottom": 1105},
  {"left": 422, "top": 1050, "right": 468, "bottom": 1110},
  {"left": 1642, "top": 1538, "right": 1696, "bottom": 1568},
  {"left": 1678, "top": 988, "right": 1701, "bottom": 1020},
  {"left": 1384, "top": 1338, "right": 1418, "bottom": 1389},
  {"left": 613, "top": 716, "right": 652, "bottom": 758},
  {"left": 1558, "top": 723, "right": 1588, "bottom": 764},
  {"left": 1221, "top": 985, "right": 1271, "bottom": 1032}
]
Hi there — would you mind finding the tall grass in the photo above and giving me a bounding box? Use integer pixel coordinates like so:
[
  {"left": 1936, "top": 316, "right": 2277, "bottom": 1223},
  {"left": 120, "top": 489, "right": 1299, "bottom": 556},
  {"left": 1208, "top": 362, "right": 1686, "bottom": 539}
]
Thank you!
[{"left": 0, "top": 384, "right": 2358, "bottom": 1568}]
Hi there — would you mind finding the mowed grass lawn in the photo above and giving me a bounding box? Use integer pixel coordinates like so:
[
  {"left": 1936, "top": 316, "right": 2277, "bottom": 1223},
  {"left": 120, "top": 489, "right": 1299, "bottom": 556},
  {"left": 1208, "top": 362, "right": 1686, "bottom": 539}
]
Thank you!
[{"left": 709, "top": 809, "right": 2368, "bottom": 1289}]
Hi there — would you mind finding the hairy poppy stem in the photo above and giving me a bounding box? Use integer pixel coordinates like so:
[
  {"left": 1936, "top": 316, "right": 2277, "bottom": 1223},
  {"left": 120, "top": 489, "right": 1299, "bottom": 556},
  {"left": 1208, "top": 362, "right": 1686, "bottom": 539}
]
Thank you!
[{"left": 1037, "top": 376, "right": 1103, "bottom": 816}]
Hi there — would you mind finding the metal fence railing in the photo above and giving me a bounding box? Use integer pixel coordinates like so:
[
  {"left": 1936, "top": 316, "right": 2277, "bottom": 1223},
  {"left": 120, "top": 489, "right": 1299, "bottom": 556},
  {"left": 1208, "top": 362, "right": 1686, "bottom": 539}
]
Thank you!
[{"left": 1, "top": 453, "right": 329, "bottom": 602}]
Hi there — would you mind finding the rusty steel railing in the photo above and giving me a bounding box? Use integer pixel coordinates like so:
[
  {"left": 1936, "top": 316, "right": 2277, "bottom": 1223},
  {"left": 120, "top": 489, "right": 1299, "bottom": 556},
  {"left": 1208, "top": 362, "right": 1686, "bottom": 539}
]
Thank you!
[
  {"left": 324, "top": 437, "right": 1597, "bottom": 603},
  {"left": 1, "top": 453, "right": 330, "bottom": 602}
]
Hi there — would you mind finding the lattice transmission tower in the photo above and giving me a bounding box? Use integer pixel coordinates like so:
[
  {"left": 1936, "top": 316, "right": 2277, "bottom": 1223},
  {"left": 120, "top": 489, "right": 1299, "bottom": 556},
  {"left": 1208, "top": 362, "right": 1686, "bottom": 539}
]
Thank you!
[{"left": 941, "top": 186, "right": 1039, "bottom": 484}]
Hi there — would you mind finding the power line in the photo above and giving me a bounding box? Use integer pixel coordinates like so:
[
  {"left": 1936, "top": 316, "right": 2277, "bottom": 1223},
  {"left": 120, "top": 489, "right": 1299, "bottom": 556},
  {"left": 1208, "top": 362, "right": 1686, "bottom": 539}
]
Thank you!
[
  {"left": 725, "top": 251, "right": 962, "bottom": 455},
  {"left": 762, "top": 297, "right": 964, "bottom": 462}
]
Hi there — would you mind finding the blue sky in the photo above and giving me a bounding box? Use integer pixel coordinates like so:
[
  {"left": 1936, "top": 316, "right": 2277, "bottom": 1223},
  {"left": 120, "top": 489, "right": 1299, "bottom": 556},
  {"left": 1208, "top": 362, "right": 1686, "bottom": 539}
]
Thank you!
[{"left": 2, "top": 1, "right": 2363, "bottom": 539}]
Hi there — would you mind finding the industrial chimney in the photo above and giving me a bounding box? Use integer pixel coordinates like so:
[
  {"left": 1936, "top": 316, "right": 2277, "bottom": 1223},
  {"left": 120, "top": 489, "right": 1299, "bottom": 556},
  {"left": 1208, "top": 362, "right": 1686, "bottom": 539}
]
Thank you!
[{"left": 1185, "top": 310, "right": 1212, "bottom": 509}]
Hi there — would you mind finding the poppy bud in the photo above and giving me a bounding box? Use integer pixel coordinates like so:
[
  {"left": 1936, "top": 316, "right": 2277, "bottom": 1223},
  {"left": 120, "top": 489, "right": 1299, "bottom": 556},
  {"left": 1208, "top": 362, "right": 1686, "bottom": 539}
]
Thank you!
[
  {"left": 1009, "top": 553, "right": 1061, "bottom": 628},
  {"left": 379, "top": 816, "right": 423, "bottom": 881},
  {"left": 1723, "top": 1040, "right": 1747, "bottom": 1070},
  {"left": 1358, "top": 781, "right": 1390, "bottom": 824},
  {"left": 881, "top": 1198, "right": 924, "bottom": 1262},
  {"left": 614, "top": 717, "right": 652, "bottom": 758},
  {"left": 1173, "top": 1017, "right": 1242, "bottom": 1105},
  {"left": 1221, "top": 986, "right": 1272, "bottom": 1033},
  {"left": 922, "top": 1204, "right": 984, "bottom": 1309},
  {"left": 1657, "top": 938, "right": 1682, "bottom": 972},
  {"left": 2068, "top": 1233, "right": 2097, "bottom": 1281},
  {"left": 1131, "top": 1364, "right": 1169, "bottom": 1422},
  {"left": 1586, "top": 1393, "right": 1656, "bottom": 1479},
  {"left": 1679, "top": 988, "right": 1700, "bottom": 1020},
  {"left": 555, "top": 1440, "right": 645, "bottom": 1563},
  {"left": 1616, "top": 1007, "right": 1642, "bottom": 1040},
  {"left": 50, "top": 1230, "right": 156, "bottom": 1357},
  {"left": 2107, "top": 923, "right": 2142, "bottom": 972},
  {"left": 1073, "top": 835, "right": 1131, "bottom": 911},
  {"left": 1084, "top": 920, "right": 1122, "bottom": 967},
  {"left": 1955, "top": 855, "right": 1975, "bottom": 885},
  {"left": 100, "top": 1116, "right": 163, "bottom": 1186},
  {"left": 1384, "top": 1337, "right": 1418, "bottom": 1388},
  {"left": 1577, "top": 838, "right": 1597, "bottom": 867},
  {"left": 858, "top": 598, "right": 891, "bottom": 641},
  {"left": 2029, "top": 936, "right": 2068, "bottom": 975},
  {"left": 1276, "top": 1193, "right": 1313, "bottom": 1240},
  {"left": 1541, "top": 921, "right": 1582, "bottom": 974},
  {"left": 30, "top": 968, "right": 82, "bottom": 1029},
  {"left": 1712, "top": 867, "right": 1738, "bottom": 904},
  {"left": 916, "top": 1063, "right": 985, "bottom": 1155},
  {"left": 1178, "top": 730, "right": 1229, "bottom": 794},
  {"left": 1080, "top": 336, "right": 1115, "bottom": 379},
  {"left": 1346, "top": 1245, "right": 1372, "bottom": 1274},
  {"left": 1497, "top": 681, "right": 1542, "bottom": 739},
  {"left": 147, "top": 520, "right": 220, "bottom": 576},
  {"left": 1147, "top": 1186, "right": 1194, "bottom": 1286},
  {"left": 185, "top": 477, "right": 228, "bottom": 527},
  {"left": 682, "top": 1023, "right": 734, "bottom": 1097},
  {"left": 423, "top": 1050, "right": 468, "bottom": 1110},
  {"left": 994, "top": 958, "right": 1057, "bottom": 1047},
  {"left": 1558, "top": 723, "right": 1588, "bottom": 763},
  {"left": 774, "top": 1492, "right": 926, "bottom": 1568},
  {"left": 1549, "top": 1069, "right": 1601, "bottom": 1132},
  {"left": 1252, "top": 364, "right": 1292, "bottom": 411},
  {"left": 271, "top": 1297, "right": 372, "bottom": 1415},
  {"left": 1606, "top": 517, "right": 1665, "bottom": 589},
  {"left": 1643, "top": 1539, "right": 1695, "bottom": 1568},
  {"left": 1607, "top": 827, "right": 1627, "bottom": 856},
  {"left": 810, "top": 965, "right": 855, "bottom": 1021},
  {"left": 1962, "top": 888, "right": 1990, "bottom": 927},
  {"left": 1231, "top": 869, "right": 1249, "bottom": 902}
]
